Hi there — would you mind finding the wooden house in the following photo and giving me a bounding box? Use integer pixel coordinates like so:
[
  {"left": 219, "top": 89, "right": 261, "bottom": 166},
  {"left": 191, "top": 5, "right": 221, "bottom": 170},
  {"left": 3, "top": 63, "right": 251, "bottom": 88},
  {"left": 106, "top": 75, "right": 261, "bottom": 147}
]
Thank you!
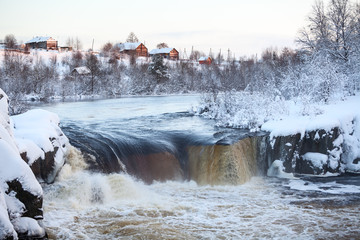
[
  {"left": 199, "top": 56, "right": 212, "bottom": 65},
  {"left": 115, "top": 42, "right": 148, "bottom": 57},
  {"left": 25, "top": 37, "right": 58, "bottom": 50},
  {"left": 149, "top": 48, "right": 179, "bottom": 60},
  {"left": 71, "top": 66, "right": 91, "bottom": 76}
]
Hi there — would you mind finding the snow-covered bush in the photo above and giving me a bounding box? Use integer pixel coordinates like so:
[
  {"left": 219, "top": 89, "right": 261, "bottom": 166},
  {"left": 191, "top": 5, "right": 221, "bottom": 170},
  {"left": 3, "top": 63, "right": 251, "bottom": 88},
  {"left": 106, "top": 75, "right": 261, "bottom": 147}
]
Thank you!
[{"left": 198, "top": 91, "right": 289, "bottom": 130}]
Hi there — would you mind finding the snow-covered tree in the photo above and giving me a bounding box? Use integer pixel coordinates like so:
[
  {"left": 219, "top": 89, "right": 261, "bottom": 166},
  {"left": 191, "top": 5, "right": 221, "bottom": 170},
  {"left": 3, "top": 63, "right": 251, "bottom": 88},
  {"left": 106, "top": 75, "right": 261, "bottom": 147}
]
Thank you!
[{"left": 148, "top": 55, "right": 169, "bottom": 83}]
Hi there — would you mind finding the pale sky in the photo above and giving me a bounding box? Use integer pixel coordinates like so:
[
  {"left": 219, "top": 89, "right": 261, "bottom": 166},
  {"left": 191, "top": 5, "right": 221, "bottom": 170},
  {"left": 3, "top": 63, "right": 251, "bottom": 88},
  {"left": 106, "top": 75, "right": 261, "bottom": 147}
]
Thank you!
[{"left": 0, "top": 0, "right": 315, "bottom": 58}]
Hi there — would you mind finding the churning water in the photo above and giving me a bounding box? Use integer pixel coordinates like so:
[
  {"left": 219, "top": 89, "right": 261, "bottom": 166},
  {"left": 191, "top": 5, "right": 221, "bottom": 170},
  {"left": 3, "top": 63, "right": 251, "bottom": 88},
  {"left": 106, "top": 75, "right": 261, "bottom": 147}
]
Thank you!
[{"left": 38, "top": 95, "right": 360, "bottom": 239}]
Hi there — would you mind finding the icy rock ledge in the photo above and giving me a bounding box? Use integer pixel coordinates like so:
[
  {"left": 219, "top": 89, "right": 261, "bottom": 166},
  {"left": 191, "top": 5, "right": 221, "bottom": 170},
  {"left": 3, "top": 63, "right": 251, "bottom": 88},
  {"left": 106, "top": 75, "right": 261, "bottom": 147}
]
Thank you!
[
  {"left": 0, "top": 88, "right": 68, "bottom": 240},
  {"left": 12, "top": 109, "right": 69, "bottom": 184}
]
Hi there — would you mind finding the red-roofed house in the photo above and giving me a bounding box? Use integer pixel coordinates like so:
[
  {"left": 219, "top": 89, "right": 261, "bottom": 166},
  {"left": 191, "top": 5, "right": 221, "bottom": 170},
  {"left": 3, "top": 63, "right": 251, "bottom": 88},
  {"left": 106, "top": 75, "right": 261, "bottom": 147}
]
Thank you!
[
  {"left": 115, "top": 42, "right": 148, "bottom": 57},
  {"left": 149, "top": 48, "right": 179, "bottom": 60},
  {"left": 199, "top": 57, "right": 212, "bottom": 65}
]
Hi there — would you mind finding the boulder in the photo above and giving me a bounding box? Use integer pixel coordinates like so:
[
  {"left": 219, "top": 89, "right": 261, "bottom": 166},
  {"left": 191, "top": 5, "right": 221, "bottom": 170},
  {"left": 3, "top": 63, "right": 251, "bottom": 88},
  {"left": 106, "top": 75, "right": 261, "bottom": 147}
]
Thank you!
[{"left": 12, "top": 109, "right": 69, "bottom": 184}]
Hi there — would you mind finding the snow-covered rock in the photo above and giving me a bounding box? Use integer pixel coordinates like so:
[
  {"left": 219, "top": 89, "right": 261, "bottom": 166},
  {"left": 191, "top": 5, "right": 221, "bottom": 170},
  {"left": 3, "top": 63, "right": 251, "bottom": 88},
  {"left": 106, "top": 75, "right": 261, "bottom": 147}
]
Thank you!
[
  {"left": 12, "top": 109, "right": 69, "bottom": 183},
  {"left": 262, "top": 95, "right": 360, "bottom": 175},
  {"left": 0, "top": 89, "right": 46, "bottom": 239}
]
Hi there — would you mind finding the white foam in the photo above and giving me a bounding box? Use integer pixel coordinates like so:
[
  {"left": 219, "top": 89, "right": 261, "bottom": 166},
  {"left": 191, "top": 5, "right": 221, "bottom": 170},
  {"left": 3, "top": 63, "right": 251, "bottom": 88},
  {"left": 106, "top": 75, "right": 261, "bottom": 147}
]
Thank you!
[{"left": 43, "top": 171, "right": 360, "bottom": 239}]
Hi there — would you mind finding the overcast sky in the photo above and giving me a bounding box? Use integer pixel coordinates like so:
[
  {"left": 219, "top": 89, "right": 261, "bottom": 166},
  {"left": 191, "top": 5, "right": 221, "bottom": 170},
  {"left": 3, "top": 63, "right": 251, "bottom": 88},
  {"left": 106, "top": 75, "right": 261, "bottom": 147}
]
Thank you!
[{"left": 0, "top": 0, "right": 315, "bottom": 57}]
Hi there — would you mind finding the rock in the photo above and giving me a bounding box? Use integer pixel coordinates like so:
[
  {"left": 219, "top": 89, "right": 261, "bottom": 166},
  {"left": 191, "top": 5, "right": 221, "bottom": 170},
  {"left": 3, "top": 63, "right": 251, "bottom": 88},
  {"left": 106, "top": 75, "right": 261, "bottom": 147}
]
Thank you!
[
  {"left": 12, "top": 110, "right": 69, "bottom": 184},
  {"left": 5, "top": 179, "right": 43, "bottom": 219},
  {"left": 0, "top": 88, "right": 61, "bottom": 239},
  {"left": 265, "top": 127, "right": 343, "bottom": 175}
]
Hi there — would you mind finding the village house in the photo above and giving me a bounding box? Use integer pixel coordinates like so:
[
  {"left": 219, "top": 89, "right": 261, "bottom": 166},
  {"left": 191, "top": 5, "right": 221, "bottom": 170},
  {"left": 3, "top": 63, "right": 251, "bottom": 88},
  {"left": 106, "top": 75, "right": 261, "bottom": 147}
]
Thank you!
[
  {"left": 71, "top": 66, "right": 91, "bottom": 76},
  {"left": 25, "top": 36, "right": 58, "bottom": 50},
  {"left": 199, "top": 56, "right": 212, "bottom": 65},
  {"left": 115, "top": 42, "right": 148, "bottom": 57},
  {"left": 149, "top": 48, "right": 179, "bottom": 60}
]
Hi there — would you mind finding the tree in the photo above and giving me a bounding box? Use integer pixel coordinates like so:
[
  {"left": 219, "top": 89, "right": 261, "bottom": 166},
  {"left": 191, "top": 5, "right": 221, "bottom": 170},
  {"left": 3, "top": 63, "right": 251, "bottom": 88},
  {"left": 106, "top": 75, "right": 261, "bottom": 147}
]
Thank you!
[
  {"left": 4, "top": 34, "right": 17, "bottom": 49},
  {"left": 102, "top": 42, "right": 113, "bottom": 52},
  {"left": 297, "top": 0, "right": 331, "bottom": 53},
  {"left": 126, "top": 32, "right": 139, "bottom": 43},
  {"left": 189, "top": 50, "right": 203, "bottom": 61},
  {"left": 85, "top": 53, "right": 100, "bottom": 94},
  {"left": 101, "top": 42, "right": 113, "bottom": 57},
  {"left": 297, "top": 0, "right": 355, "bottom": 62},
  {"left": 148, "top": 55, "right": 169, "bottom": 83},
  {"left": 71, "top": 51, "right": 83, "bottom": 68},
  {"left": 66, "top": 37, "right": 82, "bottom": 50},
  {"left": 156, "top": 42, "right": 169, "bottom": 49},
  {"left": 328, "top": 0, "right": 354, "bottom": 61},
  {"left": 75, "top": 37, "right": 82, "bottom": 51}
]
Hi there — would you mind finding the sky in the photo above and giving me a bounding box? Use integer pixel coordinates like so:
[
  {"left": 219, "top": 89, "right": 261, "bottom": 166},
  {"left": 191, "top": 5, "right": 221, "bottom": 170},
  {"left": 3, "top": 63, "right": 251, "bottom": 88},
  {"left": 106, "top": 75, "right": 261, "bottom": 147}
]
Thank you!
[{"left": 0, "top": 0, "right": 315, "bottom": 58}]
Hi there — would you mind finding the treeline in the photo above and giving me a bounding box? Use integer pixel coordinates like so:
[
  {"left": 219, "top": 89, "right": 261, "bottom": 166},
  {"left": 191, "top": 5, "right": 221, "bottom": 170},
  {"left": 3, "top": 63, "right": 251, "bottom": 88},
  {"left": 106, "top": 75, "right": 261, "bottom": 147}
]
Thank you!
[{"left": 198, "top": 0, "right": 360, "bottom": 129}]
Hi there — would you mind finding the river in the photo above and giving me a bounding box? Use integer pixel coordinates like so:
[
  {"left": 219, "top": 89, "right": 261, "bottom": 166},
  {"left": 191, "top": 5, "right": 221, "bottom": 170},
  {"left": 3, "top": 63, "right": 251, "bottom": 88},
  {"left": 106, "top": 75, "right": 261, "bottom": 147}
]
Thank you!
[{"left": 37, "top": 95, "right": 360, "bottom": 239}]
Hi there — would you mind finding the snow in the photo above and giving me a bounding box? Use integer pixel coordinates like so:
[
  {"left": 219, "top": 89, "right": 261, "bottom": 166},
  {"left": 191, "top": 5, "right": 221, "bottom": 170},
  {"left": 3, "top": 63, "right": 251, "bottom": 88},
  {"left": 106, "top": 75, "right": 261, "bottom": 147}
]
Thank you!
[
  {"left": 198, "top": 56, "right": 211, "bottom": 61},
  {"left": 261, "top": 95, "right": 360, "bottom": 137},
  {"left": 261, "top": 95, "right": 360, "bottom": 171},
  {"left": 24, "top": 36, "right": 55, "bottom": 44},
  {"left": 0, "top": 88, "right": 47, "bottom": 239},
  {"left": 149, "top": 48, "right": 174, "bottom": 55},
  {"left": 267, "top": 160, "right": 295, "bottom": 178},
  {"left": 116, "top": 42, "right": 142, "bottom": 51},
  {"left": 0, "top": 87, "right": 72, "bottom": 238},
  {"left": 12, "top": 109, "right": 67, "bottom": 153},
  {"left": 15, "top": 139, "right": 44, "bottom": 166},
  {"left": 11, "top": 109, "right": 69, "bottom": 182},
  {"left": 0, "top": 187, "right": 17, "bottom": 239},
  {"left": 302, "top": 152, "right": 328, "bottom": 168},
  {"left": 0, "top": 139, "right": 43, "bottom": 195},
  {"left": 72, "top": 66, "right": 91, "bottom": 75},
  {"left": 12, "top": 217, "right": 45, "bottom": 238}
]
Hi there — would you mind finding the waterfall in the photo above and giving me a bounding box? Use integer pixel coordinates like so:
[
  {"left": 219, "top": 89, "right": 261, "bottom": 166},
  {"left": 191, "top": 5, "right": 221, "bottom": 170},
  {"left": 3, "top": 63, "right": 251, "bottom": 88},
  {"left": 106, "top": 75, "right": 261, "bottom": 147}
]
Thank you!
[
  {"left": 187, "top": 137, "right": 259, "bottom": 185},
  {"left": 62, "top": 121, "right": 267, "bottom": 185}
]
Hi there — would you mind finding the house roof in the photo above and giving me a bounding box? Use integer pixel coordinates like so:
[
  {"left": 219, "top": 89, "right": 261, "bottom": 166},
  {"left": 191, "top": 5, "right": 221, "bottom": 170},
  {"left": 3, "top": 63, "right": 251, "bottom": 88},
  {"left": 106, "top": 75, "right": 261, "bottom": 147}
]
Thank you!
[
  {"left": 199, "top": 56, "right": 211, "bottom": 61},
  {"left": 72, "top": 66, "right": 91, "bottom": 75},
  {"left": 25, "top": 36, "right": 56, "bottom": 44},
  {"left": 115, "top": 42, "right": 143, "bottom": 51},
  {"left": 149, "top": 48, "right": 177, "bottom": 55}
]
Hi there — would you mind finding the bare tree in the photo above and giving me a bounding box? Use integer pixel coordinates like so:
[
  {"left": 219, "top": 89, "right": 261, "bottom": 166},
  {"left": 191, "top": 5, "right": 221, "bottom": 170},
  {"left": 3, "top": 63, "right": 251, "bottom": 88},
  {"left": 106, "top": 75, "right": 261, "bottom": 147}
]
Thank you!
[
  {"left": 4, "top": 34, "right": 17, "bottom": 49},
  {"left": 85, "top": 53, "right": 100, "bottom": 94},
  {"left": 101, "top": 42, "right": 113, "bottom": 57},
  {"left": 328, "top": 0, "right": 354, "bottom": 61},
  {"left": 126, "top": 32, "right": 139, "bottom": 43},
  {"left": 297, "top": 0, "right": 331, "bottom": 52},
  {"left": 189, "top": 50, "right": 203, "bottom": 61},
  {"left": 156, "top": 42, "right": 169, "bottom": 49},
  {"left": 75, "top": 37, "right": 82, "bottom": 51}
]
